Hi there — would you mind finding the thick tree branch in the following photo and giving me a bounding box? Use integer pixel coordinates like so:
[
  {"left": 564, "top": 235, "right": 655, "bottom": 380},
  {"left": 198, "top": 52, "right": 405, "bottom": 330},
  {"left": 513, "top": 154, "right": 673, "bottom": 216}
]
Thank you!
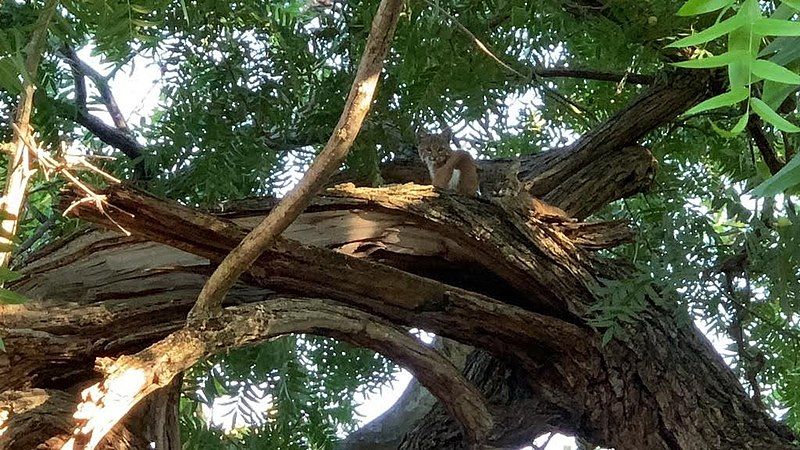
[
  {"left": 58, "top": 297, "right": 494, "bottom": 449},
  {"left": 190, "top": 0, "right": 405, "bottom": 319},
  {"left": 0, "top": 0, "right": 58, "bottom": 268},
  {"left": 53, "top": 99, "right": 145, "bottom": 162},
  {"left": 4, "top": 179, "right": 790, "bottom": 448}
]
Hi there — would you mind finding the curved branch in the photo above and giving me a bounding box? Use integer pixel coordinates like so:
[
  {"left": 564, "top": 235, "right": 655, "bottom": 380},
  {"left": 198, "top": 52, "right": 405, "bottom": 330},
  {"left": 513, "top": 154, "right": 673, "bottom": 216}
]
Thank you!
[
  {"left": 747, "top": 116, "right": 784, "bottom": 175},
  {"left": 58, "top": 298, "right": 494, "bottom": 449},
  {"left": 189, "top": 0, "right": 405, "bottom": 319},
  {"left": 60, "top": 46, "right": 130, "bottom": 132}
]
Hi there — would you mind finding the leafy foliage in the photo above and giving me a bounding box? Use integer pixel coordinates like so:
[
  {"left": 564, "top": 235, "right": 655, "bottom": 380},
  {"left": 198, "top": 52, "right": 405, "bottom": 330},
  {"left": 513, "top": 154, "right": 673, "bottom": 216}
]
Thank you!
[
  {"left": 670, "top": 0, "right": 800, "bottom": 193},
  {"left": 1, "top": 0, "right": 800, "bottom": 445}
]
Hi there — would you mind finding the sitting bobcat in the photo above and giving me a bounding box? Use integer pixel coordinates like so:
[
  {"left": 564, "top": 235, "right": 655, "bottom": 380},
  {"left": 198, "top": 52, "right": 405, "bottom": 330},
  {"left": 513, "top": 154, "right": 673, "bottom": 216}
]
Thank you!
[
  {"left": 416, "top": 128, "right": 479, "bottom": 197},
  {"left": 480, "top": 160, "right": 575, "bottom": 223}
]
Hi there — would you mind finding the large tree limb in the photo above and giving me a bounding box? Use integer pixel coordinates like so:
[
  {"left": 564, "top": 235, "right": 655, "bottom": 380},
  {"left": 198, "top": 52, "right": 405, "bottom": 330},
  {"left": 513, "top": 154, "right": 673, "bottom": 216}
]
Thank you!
[
  {"left": 1, "top": 179, "right": 792, "bottom": 448},
  {"left": 190, "top": 0, "right": 405, "bottom": 319},
  {"left": 56, "top": 297, "right": 493, "bottom": 449}
]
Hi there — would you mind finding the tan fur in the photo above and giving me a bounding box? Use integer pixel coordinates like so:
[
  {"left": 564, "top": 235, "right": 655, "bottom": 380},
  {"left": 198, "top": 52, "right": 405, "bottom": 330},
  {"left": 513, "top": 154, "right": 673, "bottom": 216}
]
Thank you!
[
  {"left": 417, "top": 130, "right": 479, "bottom": 197},
  {"left": 480, "top": 161, "right": 574, "bottom": 222}
]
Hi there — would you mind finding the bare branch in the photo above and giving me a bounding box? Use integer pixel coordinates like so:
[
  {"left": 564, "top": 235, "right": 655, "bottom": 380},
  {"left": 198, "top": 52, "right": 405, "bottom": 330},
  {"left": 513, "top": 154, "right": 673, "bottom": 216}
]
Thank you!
[
  {"left": 189, "top": 0, "right": 405, "bottom": 320},
  {"left": 747, "top": 116, "right": 784, "bottom": 175},
  {"left": 61, "top": 47, "right": 130, "bottom": 132},
  {"left": 60, "top": 298, "right": 494, "bottom": 449},
  {"left": 532, "top": 67, "right": 654, "bottom": 85},
  {"left": 62, "top": 47, "right": 87, "bottom": 112},
  {"left": 57, "top": 48, "right": 150, "bottom": 180},
  {"left": 423, "top": 0, "right": 594, "bottom": 121}
]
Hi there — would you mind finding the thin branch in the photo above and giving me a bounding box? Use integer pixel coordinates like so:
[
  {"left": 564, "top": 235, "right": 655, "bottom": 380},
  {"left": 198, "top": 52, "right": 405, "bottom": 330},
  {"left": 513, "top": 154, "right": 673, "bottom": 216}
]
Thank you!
[
  {"left": 61, "top": 46, "right": 130, "bottom": 132},
  {"left": 61, "top": 298, "right": 495, "bottom": 449},
  {"left": 423, "top": 0, "right": 595, "bottom": 123},
  {"left": 532, "top": 67, "right": 654, "bottom": 85},
  {"left": 782, "top": 131, "right": 795, "bottom": 162},
  {"left": 0, "top": 0, "right": 59, "bottom": 268},
  {"left": 56, "top": 100, "right": 145, "bottom": 161},
  {"left": 63, "top": 47, "right": 88, "bottom": 112},
  {"left": 58, "top": 49, "right": 150, "bottom": 180},
  {"left": 747, "top": 116, "right": 784, "bottom": 175},
  {"left": 188, "top": 0, "right": 404, "bottom": 320}
]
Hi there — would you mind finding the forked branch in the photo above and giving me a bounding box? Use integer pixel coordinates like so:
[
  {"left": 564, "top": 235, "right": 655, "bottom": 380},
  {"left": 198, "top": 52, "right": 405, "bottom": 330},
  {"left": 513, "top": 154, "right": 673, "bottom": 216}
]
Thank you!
[{"left": 60, "top": 298, "right": 494, "bottom": 449}]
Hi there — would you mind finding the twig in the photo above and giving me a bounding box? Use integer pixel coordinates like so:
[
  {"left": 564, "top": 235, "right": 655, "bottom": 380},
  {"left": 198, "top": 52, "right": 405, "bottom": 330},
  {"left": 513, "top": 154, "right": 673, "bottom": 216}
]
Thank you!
[
  {"left": 11, "top": 123, "right": 130, "bottom": 236},
  {"left": 188, "top": 0, "right": 405, "bottom": 320},
  {"left": 422, "top": 0, "right": 595, "bottom": 123}
]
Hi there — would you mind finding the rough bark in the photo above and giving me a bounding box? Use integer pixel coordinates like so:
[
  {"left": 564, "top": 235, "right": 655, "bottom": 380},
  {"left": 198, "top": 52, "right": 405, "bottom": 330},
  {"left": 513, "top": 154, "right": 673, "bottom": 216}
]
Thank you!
[
  {"left": 0, "top": 179, "right": 793, "bottom": 449},
  {"left": 0, "top": 67, "right": 791, "bottom": 449}
]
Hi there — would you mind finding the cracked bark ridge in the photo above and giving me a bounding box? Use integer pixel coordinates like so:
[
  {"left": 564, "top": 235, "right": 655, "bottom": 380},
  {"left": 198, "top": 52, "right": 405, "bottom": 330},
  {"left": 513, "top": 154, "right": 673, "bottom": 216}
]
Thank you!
[{"left": 0, "top": 178, "right": 791, "bottom": 449}]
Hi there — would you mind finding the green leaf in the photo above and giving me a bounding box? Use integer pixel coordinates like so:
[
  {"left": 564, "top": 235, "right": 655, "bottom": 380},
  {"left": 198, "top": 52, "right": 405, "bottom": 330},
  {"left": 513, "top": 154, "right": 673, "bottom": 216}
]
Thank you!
[
  {"left": 179, "top": 0, "right": 191, "bottom": 26},
  {"left": 752, "top": 153, "right": 800, "bottom": 196},
  {"left": 683, "top": 88, "right": 749, "bottom": 116},
  {"left": 751, "top": 59, "right": 800, "bottom": 84},
  {"left": 728, "top": 26, "right": 757, "bottom": 88},
  {"left": 750, "top": 96, "right": 800, "bottom": 131},
  {"left": 0, "top": 288, "right": 28, "bottom": 305},
  {"left": 602, "top": 328, "right": 615, "bottom": 346},
  {"left": 771, "top": 3, "right": 798, "bottom": 19},
  {"left": 672, "top": 50, "right": 748, "bottom": 68},
  {"left": 752, "top": 18, "right": 800, "bottom": 36},
  {"left": 762, "top": 79, "right": 799, "bottom": 109},
  {"left": 0, "top": 57, "right": 22, "bottom": 93},
  {"left": 760, "top": 37, "right": 800, "bottom": 65},
  {"left": 0, "top": 338, "right": 4, "bottom": 352},
  {"left": 677, "top": 0, "right": 735, "bottom": 16},
  {"left": 667, "top": 14, "right": 745, "bottom": 48},
  {"left": 782, "top": 0, "right": 800, "bottom": 11},
  {"left": 710, "top": 113, "right": 749, "bottom": 137}
]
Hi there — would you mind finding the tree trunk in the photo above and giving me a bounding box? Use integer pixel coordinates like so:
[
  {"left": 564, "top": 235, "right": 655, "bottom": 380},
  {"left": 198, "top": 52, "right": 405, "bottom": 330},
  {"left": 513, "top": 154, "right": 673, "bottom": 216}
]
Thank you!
[{"left": 1, "top": 72, "right": 793, "bottom": 449}]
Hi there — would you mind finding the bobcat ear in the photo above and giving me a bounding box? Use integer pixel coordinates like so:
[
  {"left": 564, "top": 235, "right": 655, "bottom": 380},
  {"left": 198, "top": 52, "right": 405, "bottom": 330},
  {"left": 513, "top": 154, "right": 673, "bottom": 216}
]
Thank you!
[
  {"left": 440, "top": 127, "right": 453, "bottom": 142},
  {"left": 416, "top": 127, "right": 429, "bottom": 141}
]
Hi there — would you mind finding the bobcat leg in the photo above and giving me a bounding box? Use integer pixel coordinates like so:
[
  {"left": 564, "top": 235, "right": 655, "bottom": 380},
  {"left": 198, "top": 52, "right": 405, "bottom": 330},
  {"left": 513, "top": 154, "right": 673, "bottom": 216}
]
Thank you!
[{"left": 433, "top": 151, "right": 478, "bottom": 196}]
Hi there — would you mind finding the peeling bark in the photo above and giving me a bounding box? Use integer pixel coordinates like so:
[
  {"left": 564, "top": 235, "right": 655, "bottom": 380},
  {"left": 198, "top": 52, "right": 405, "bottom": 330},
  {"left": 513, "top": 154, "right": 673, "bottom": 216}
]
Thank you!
[
  {"left": 0, "top": 63, "right": 792, "bottom": 449},
  {"left": 0, "top": 180, "right": 793, "bottom": 449}
]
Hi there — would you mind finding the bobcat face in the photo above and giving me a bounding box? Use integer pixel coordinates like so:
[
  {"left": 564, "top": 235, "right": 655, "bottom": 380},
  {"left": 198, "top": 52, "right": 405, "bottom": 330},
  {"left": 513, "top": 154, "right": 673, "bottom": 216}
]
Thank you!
[
  {"left": 418, "top": 132, "right": 453, "bottom": 165},
  {"left": 417, "top": 130, "right": 454, "bottom": 177},
  {"left": 480, "top": 161, "right": 522, "bottom": 198}
]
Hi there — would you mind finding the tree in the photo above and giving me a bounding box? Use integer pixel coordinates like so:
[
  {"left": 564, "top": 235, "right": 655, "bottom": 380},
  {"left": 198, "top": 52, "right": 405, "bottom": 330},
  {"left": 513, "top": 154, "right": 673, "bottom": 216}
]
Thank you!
[{"left": 0, "top": 0, "right": 799, "bottom": 449}]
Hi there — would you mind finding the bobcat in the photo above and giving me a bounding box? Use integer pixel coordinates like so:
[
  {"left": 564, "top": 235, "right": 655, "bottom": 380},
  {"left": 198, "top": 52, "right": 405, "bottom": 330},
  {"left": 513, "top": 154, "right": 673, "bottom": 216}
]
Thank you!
[
  {"left": 480, "top": 160, "right": 575, "bottom": 222},
  {"left": 417, "top": 129, "right": 479, "bottom": 197}
]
